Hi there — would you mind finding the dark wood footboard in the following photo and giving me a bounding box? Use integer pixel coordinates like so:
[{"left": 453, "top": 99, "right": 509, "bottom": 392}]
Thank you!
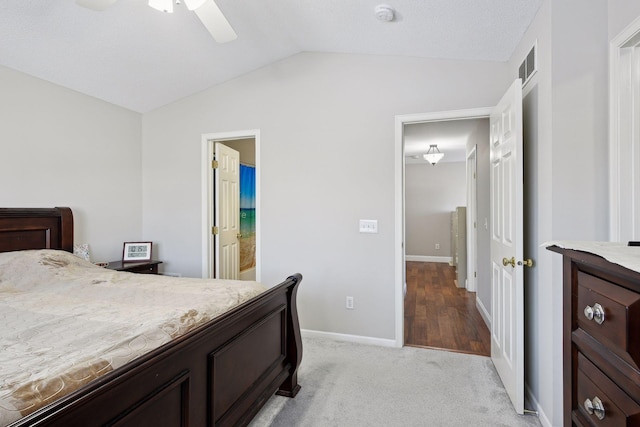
[
  {"left": 11, "top": 273, "right": 302, "bottom": 427},
  {"left": 0, "top": 208, "right": 302, "bottom": 427}
]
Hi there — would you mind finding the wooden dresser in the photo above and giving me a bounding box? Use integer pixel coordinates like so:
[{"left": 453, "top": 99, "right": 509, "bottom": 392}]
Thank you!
[{"left": 549, "top": 246, "right": 640, "bottom": 426}]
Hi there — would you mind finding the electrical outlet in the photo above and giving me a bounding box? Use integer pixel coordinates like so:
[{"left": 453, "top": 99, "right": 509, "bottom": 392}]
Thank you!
[
  {"left": 346, "top": 296, "right": 354, "bottom": 309},
  {"left": 435, "top": 243, "right": 440, "bottom": 250}
]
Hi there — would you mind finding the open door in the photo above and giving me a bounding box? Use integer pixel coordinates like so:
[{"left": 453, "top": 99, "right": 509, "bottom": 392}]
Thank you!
[
  {"left": 490, "top": 78, "right": 524, "bottom": 414},
  {"left": 214, "top": 142, "right": 240, "bottom": 279}
]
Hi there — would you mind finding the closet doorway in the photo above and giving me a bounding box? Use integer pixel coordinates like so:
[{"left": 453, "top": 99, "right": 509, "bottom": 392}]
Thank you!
[
  {"left": 202, "top": 130, "right": 260, "bottom": 281},
  {"left": 402, "top": 115, "right": 490, "bottom": 356}
]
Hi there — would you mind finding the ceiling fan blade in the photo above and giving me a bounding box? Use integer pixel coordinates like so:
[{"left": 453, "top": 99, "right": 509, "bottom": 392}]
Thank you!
[
  {"left": 75, "top": 0, "right": 118, "bottom": 11},
  {"left": 194, "top": 0, "right": 237, "bottom": 43}
]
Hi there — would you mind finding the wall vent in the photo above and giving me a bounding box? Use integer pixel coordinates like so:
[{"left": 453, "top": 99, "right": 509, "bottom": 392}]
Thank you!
[{"left": 519, "top": 43, "right": 537, "bottom": 86}]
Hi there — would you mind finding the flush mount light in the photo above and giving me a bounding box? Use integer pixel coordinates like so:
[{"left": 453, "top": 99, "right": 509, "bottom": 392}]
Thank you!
[
  {"left": 374, "top": 4, "right": 395, "bottom": 22},
  {"left": 423, "top": 145, "right": 445, "bottom": 166}
]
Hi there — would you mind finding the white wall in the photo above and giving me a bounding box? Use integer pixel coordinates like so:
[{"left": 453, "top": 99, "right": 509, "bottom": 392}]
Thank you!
[
  {"left": 508, "top": 2, "right": 554, "bottom": 424},
  {"left": 2, "top": 2, "right": 627, "bottom": 421},
  {"left": 0, "top": 65, "right": 143, "bottom": 262},
  {"left": 508, "top": 1, "right": 609, "bottom": 425},
  {"left": 142, "top": 52, "right": 509, "bottom": 340},
  {"left": 608, "top": 0, "right": 640, "bottom": 39},
  {"left": 466, "top": 119, "right": 492, "bottom": 317},
  {"left": 405, "top": 162, "right": 466, "bottom": 258}
]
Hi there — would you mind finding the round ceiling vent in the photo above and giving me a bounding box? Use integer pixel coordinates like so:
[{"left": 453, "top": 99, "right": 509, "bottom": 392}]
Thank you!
[{"left": 374, "top": 5, "right": 395, "bottom": 22}]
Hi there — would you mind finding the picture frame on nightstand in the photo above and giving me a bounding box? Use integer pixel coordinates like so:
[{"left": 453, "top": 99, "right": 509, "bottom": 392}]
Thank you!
[{"left": 122, "top": 241, "right": 152, "bottom": 262}]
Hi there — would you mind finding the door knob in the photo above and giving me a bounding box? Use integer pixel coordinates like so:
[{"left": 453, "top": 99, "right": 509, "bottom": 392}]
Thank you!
[
  {"left": 502, "top": 257, "right": 515, "bottom": 267},
  {"left": 517, "top": 259, "right": 534, "bottom": 267}
]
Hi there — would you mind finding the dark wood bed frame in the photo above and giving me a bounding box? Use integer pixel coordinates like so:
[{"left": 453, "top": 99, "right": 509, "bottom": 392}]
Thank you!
[{"left": 0, "top": 207, "right": 302, "bottom": 427}]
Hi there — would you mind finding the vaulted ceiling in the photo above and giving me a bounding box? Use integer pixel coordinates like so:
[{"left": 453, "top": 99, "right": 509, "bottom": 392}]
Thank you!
[{"left": 0, "top": 0, "right": 541, "bottom": 113}]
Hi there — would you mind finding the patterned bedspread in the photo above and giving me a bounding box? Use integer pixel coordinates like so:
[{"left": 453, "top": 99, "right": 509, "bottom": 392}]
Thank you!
[{"left": 0, "top": 250, "right": 266, "bottom": 426}]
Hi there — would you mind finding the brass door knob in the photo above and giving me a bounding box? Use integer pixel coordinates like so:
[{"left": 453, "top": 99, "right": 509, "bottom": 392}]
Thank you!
[
  {"left": 502, "top": 257, "right": 516, "bottom": 267},
  {"left": 517, "top": 259, "right": 534, "bottom": 268}
]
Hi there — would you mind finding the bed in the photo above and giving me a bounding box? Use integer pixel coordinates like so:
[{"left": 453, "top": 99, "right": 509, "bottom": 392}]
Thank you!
[{"left": 0, "top": 207, "right": 302, "bottom": 427}]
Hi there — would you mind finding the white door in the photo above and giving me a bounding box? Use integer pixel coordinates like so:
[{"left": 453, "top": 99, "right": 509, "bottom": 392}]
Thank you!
[
  {"left": 214, "top": 142, "right": 240, "bottom": 280},
  {"left": 490, "top": 79, "right": 524, "bottom": 414}
]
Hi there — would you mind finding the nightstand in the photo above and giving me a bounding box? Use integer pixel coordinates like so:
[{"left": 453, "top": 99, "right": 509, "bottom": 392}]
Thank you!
[{"left": 106, "top": 260, "right": 162, "bottom": 274}]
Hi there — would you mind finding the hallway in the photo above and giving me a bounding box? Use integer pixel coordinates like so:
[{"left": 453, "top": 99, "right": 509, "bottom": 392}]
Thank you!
[{"left": 404, "top": 261, "right": 490, "bottom": 356}]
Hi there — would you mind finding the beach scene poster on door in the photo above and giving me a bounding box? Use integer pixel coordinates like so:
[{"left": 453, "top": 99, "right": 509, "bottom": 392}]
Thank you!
[{"left": 239, "top": 164, "right": 256, "bottom": 272}]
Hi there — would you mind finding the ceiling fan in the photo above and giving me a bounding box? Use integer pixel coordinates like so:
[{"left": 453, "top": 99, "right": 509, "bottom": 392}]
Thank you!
[{"left": 75, "top": 0, "right": 237, "bottom": 43}]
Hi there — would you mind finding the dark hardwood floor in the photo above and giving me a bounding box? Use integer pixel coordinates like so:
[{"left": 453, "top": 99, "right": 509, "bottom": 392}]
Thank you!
[{"left": 404, "top": 261, "right": 491, "bottom": 356}]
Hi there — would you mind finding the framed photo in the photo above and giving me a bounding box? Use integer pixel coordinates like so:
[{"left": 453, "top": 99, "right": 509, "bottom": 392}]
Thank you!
[{"left": 122, "top": 242, "right": 152, "bottom": 263}]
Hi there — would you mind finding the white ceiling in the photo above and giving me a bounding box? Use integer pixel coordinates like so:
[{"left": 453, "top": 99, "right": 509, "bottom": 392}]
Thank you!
[
  {"left": 0, "top": 0, "right": 541, "bottom": 113},
  {"left": 404, "top": 118, "right": 488, "bottom": 165}
]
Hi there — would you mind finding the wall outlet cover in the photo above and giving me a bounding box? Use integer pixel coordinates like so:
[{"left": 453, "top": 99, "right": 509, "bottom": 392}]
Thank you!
[{"left": 359, "top": 219, "right": 378, "bottom": 233}]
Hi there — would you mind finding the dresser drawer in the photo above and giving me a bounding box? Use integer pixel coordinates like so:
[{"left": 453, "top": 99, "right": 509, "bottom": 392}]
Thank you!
[
  {"left": 577, "top": 271, "right": 640, "bottom": 367},
  {"left": 576, "top": 353, "right": 640, "bottom": 426}
]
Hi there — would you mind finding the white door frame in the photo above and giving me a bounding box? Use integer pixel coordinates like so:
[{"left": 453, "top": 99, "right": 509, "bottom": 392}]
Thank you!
[
  {"left": 394, "top": 108, "right": 492, "bottom": 347},
  {"left": 610, "top": 15, "right": 640, "bottom": 241},
  {"left": 201, "top": 130, "right": 261, "bottom": 280},
  {"left": 466, "top": 145, "right": 478, "bottom": 292}
]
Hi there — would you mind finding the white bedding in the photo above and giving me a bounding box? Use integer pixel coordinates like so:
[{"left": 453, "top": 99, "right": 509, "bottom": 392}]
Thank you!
[{"left": 0, "top": 249, "right": 266, "bottom": 426}]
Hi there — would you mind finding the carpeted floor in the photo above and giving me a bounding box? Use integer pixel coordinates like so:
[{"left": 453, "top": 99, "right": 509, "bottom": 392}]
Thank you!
[{"left": 250, "top": 335, "right": 541, "bottom": 427}]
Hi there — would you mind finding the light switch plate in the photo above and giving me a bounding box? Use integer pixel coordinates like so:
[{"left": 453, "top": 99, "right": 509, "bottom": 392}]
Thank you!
[{"left": 359, "top": 219, "right": 378, "bottom": 233}]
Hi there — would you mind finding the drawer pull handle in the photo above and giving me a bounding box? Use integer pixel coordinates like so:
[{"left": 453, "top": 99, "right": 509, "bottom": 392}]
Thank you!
[
  {"left": 583, "top": 303, "right": 605, "bottom": 325},
  {"left": 584, "top": 396, "right": 606, "bottom": 420}
]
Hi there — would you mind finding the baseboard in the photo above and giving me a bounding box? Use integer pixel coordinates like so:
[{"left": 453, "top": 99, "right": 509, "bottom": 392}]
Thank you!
[
  {"left": 476, "top": 297, "right": 491, "bottom": 330},
  {"left": 525, "top": 383, "right": 551, "bottom": 427},
  {"left": 405, "top": 255, "right": 452, "bottom": 263},
  {"left": 301, "top": 329, "right": 397, "bottom": 348}
]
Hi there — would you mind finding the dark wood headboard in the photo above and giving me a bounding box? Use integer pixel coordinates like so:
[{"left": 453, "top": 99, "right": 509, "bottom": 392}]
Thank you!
[{"left": 0, "top": 207, "right": 73, "bottom": 253}]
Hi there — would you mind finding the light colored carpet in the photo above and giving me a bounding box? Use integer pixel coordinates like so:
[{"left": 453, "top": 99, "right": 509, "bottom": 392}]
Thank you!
[{"left": 250, "top": 335, "right": 541, "bottom": 427}]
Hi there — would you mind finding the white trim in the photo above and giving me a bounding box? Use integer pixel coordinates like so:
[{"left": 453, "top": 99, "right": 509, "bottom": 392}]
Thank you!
[
  {"left": 395, "top": 108, "right": 492, "bottom": 348},
  {"left": 610, "top": 25, "right": 623, "bottom": 240},
  {"left": 525, "top": 383, "right": 551, "bottom": 427},
  {"left": 201, "top": 139, "right": 210, "bottom": 279},
  {"left": 301, "top": 329, "right": 397, "bottom": 348},
  {"left": 405, "top": 255, "right": 452, "bottom": 263},
  {"left": 610, "top": 15, "right": 640, "bottom": 241},
  {"left": 466, "top": 145, "right": 478, "bottom": 292},
  {"left": 394, "top": 114, "right": 405, "bottom": 349},
  {"left": 201, "top": 130, "right": 261, "bottom": 281},
  {"left": 476, "top": 296, "right": 491, "bottom": 331}
]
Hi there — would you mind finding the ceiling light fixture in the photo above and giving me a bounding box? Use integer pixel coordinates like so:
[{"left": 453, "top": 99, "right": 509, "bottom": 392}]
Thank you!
[
  {"left": 423, "top": 145, "right": 445, "bottom": 166},
  {"left": 374, "top": 5, "right": 395, "bottom": 22},
  {"left": 149, "top": 0, "right": 206, "bottom": 13}
]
